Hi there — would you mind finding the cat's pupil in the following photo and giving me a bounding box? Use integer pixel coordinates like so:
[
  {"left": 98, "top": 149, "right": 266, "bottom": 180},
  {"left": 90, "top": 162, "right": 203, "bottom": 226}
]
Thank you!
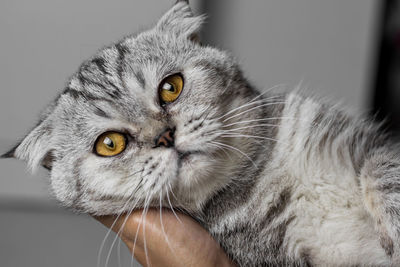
[
  {"left": 103, "top": 137, "right": 115, "bottom": 149},
  {"left": 162, "top": 82, "right": 175, "bottom": 92}
]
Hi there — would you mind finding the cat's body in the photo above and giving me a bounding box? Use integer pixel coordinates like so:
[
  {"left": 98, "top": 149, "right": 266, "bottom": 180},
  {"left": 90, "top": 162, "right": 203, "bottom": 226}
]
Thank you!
[
  {"left": 200, "top": 92, "right": 393, "bottom": 266},
  {"left": 3, "top": 1, "right": 400, "bottom": 266}
]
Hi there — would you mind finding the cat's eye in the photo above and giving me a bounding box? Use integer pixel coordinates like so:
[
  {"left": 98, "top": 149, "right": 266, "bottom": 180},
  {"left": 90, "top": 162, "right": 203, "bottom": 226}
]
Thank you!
[
  {"left": 159, "top": 73, "right": 184, "bottom": 104},
  {"left": 94, "top": 132, "right": 126, "bottom": 157}
]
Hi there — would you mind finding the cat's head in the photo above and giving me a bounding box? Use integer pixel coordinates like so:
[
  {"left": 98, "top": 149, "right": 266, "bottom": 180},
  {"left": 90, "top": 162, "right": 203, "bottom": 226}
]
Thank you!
[{"left": 2, "top": 0, "right": 264, "bottom": 215}]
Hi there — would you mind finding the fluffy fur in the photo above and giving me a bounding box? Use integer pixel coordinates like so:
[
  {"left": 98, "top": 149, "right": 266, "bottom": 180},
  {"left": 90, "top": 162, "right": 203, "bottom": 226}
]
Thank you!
[{"left": 3, "top": 1, "right": 400, "bottom": 266}]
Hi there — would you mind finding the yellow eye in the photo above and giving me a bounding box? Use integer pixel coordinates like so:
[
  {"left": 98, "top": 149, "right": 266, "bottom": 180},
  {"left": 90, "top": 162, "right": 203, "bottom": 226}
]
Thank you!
[
  {"left": 159, "top": 74, "right": 184, "bottom": 104},
  {"left": 95, "top": 132, "right": 126, "bottom": 157}
]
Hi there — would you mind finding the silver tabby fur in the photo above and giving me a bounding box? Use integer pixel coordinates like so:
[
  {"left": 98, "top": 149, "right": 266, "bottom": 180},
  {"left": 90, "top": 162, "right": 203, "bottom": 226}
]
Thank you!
[{"left": 3, "top": 1, "right": 400, "bottom": 266}]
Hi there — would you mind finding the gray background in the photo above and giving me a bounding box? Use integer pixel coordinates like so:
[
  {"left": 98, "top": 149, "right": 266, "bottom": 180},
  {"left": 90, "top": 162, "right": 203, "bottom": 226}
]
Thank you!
[{"left": 0, "top": 0, "right": 378, "bottom": 266}]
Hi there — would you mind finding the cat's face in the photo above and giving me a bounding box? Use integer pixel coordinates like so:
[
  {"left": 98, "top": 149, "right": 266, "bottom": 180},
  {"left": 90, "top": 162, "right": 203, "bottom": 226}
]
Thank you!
[{"left": 3, "top": 1, "right": 261, "bottom": 215}]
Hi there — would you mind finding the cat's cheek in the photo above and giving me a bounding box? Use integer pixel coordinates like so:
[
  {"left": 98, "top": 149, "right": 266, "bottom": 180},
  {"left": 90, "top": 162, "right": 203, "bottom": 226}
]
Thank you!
[
  {"left": 79, "top": 156, "right": 131, "bottom": 196},
  {"left": 50, "top": 165, "right": 79, "bottom": 206}
]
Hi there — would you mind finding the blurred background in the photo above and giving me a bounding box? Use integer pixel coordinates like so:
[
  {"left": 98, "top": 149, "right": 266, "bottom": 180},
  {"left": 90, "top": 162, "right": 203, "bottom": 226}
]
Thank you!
[{"left": 0, "top": 0, "right": 398, "bottom": 266}]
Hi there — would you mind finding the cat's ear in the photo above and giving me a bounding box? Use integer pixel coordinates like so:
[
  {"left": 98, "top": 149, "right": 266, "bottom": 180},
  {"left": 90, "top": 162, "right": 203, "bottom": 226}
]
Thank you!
[
  {"left": 156, "top": 0, "right": 205, "bottom": 42},
  {"left": 1, "top": 119, "right": 54, "bottom": 172}
]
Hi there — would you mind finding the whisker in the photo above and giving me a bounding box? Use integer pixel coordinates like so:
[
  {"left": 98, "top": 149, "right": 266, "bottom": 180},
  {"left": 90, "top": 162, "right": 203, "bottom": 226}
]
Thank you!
[
  {"left": 167, "top": 183, "right": 179, "bottom": 203},
  {"left": 219, "top": 83, "right": 285, "bottom": 120},
  {"left": 97, "top": 174, "right": 141, "bottom": 267},
  {"left": 200, "top": 105, "right": 215, "bottom": 126},
  {"left": 211, "top": 98, "right": 266, "bottom": 122},
  {"left": 222, "top": 118, "right": 282, "bottom": 128},
  {"left": 166, "top": 182, "right": 189, "bottom": 211},
  {"left": 212, "top": 95, "right": 283, "bottom": 122},
  {"left": 131, "top": 194, "right": 149, "bottom": 267},
  {"left": 117, "top": 168, "right": 144, "bottom": 186},
  {"left": 210, "top": 141, "right": 257, "bottom": 168},
  {"left": 166, "top": 184, "right": 183, "bottom": 224},
  {"left": 105, "top": 199, "right": 138, "bottom": 267},
  {"left": 222, "top": 101, "right": 287, "bottom": 123},
  {"left": 247, "top": 84, "right": 286, "bottom": 104},
  {"left": 223, "top": 116, "right": 321, "bottom": 128},
  {"left": 221, "top": 134, "right": 288, "bottom": 146},
  {"left": 128, "top": 172, "right": 151, "bottom": 267},
  {"left": 210, "top": 142, "right": 234, "bottom": 160},
  {"left": 142, "top": 197, "right": 151, "bottom": 267},
  {"left": 214, "top": 123, "right": 280, "bottom": 134},
  {"left": 104, "top": 181, "right": 145, "bottom": 267},
  {"left": 98, "top": 216, "right": 120, "bottom": 267},
  {"left": 159, "top": 190, "right": 177, "bottom": 257}
]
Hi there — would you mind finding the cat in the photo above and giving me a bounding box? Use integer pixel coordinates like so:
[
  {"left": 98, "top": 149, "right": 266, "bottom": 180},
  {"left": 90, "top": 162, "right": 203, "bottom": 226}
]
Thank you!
[{"left": 3, "top": 0, "right": 400, "bottom": 266}]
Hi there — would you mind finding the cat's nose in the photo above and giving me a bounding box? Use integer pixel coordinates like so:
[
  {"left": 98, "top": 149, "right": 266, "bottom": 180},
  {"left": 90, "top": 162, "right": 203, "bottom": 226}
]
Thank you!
[{"left": 154, "top": 128, "right": 175, "bottom": 148}]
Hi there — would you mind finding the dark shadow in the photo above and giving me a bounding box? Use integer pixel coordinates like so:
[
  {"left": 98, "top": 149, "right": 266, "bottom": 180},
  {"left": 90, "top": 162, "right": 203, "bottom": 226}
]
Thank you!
[{"left": 373, "top": 0, "right": 400, "bottom": 135}]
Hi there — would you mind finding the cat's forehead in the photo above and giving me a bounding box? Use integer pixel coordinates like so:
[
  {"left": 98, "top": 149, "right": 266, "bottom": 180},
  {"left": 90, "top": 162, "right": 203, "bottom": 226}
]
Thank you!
[
  {"left": 54, "top": 36, "right": 196, "bottom": 132},
  {"left": 55, "top": 17, "right": 231, "bottom": 131},
  {"left": 103, "top": 30, "right": 196, "bottom": 69},
  {"left": 77, "top": 31, "right": 198, "bottom": 88}
]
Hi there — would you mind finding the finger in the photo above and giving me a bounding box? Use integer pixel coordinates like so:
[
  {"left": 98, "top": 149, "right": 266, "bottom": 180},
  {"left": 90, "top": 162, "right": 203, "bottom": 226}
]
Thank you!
[
  {"left": 124, "top": 209, "right": 235, "bottom": 267},
  {"left": 94, "top": 209, "right": 235, "bottom": 267}
]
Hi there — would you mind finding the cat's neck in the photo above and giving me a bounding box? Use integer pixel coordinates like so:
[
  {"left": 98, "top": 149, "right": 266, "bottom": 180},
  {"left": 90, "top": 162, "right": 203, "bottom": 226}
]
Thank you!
[{"left": 197, "top": 89, "right": 286, "bottom": 222}]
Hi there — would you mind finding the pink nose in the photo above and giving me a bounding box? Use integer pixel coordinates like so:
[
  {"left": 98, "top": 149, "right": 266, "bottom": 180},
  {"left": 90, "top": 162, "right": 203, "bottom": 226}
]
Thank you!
[{"left": 155, "top": 128, "right": 175, "bottom": 148}]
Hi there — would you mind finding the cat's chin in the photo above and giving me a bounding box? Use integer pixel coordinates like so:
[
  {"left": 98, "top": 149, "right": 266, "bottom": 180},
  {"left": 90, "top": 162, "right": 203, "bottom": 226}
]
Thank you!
[{"left": 171, "top": 149, "right": 227, "bottom": 211}]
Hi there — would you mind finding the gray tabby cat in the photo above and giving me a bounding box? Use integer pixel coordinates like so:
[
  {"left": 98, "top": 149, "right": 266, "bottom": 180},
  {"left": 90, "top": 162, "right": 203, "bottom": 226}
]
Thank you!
[{"left": 3, "top": 1, "right": 400, "bottom": 266}]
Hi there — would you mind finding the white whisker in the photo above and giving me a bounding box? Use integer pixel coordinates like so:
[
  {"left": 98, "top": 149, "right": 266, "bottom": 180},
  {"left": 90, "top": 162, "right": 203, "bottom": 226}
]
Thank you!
[
  {"left": 221, "top": 83, "right": 285, "bottom": 118},
  {"left": 130, "top": 194, "right": 149, "bottom": 267},
  {"left": 223, "top": 118, "right": 282, "bottom": 128},
  {"left": 223, "top": 102, "right": 287, "bottom": 123},
  {"left": 210, "top": 142, "right": 234, "bottom": 160},
  {"left": 212, "top": 97, "right": 275, "bottom": 122},
  {"left": 159, "top": 189, "right": 178, "bottom": 258},
  {"left": 248, "top": 84, "right": 286, "bottom": 104},
  {"left": 142, "top": 198, "right": 151, "bottom": 267},
  {"left": 105, "top": 193, "right": 142, "bottom": 267},
  {"left": 210, "top": 141, "right": 257, "bottom": 168},
  {"left": 166, "top": 184, "right": 183, "bottom": 224},
  {"left": 215, "top": 124, "right": 279, "bottom": 134},
  {"left": 97, "top": 171, "right": 142, "bottom": 267},
  {"left": 223, "top": 116, "right": 320, "bottom": 128},
  {"left": 221, "top": 134, "right": 288, "bottom": 146}
]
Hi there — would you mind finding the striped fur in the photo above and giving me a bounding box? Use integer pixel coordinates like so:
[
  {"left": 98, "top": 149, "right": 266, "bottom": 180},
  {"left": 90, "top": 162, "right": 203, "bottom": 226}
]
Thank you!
[{"left": 3, "top": 1, "right": 400, "bottom": 266}]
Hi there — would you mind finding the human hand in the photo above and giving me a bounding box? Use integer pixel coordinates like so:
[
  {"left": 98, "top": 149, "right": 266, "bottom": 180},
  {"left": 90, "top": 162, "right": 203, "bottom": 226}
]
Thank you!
[{"left": 95, "top": 209, "right": 235, "bottom": 267}]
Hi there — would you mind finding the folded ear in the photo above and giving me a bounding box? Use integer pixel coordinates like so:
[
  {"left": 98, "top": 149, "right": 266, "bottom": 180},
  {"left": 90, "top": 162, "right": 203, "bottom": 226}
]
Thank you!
[
  {"left": 156, "top": 0, "right": 205, "bottom": 41},
  {"left": 1, "top": 118, "right": 54, "bottom": 172}
]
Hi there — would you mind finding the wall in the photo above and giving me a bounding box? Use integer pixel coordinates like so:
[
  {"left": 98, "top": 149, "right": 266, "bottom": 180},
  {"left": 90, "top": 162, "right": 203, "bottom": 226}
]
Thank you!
[{"left": 203, "top": 0, "right": 378, "bottom": 111}]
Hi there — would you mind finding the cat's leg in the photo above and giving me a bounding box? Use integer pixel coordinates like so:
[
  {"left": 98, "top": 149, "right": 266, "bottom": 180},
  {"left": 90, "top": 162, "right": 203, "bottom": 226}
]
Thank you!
[{"left": 359, "top": 148, "right": 400, "bottom": 263}]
